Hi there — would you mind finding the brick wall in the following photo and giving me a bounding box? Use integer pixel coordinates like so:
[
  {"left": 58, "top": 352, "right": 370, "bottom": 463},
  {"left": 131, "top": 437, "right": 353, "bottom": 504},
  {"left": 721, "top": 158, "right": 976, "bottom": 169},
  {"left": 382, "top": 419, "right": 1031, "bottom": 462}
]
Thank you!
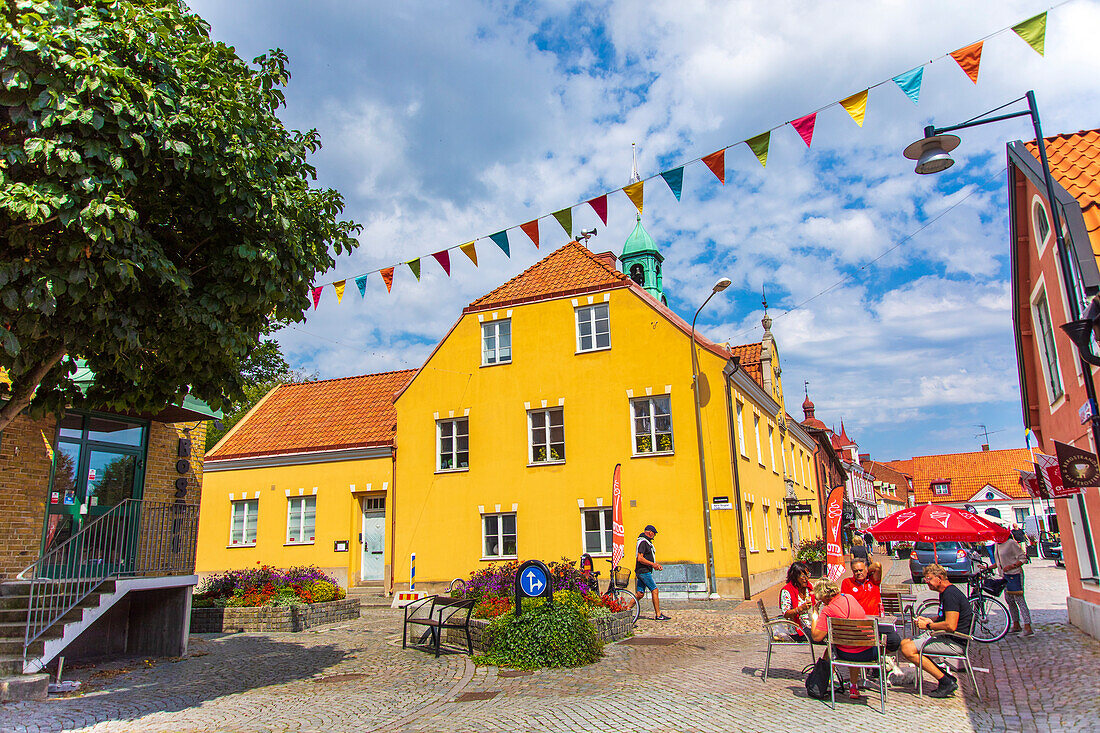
[{"left": 190, "top": 597, "right": 360, "bottom": 633}]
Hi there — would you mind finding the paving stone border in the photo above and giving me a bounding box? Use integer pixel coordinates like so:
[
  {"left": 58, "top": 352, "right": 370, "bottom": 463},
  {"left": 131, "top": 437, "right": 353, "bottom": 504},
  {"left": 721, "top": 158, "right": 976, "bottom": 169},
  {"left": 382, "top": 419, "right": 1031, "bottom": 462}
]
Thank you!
[
  {"left": 190, "top": 597, "right": 360, "bottom": 633},
  {"left": 445, "top": 609, "right": 634, "bottom": 652}
]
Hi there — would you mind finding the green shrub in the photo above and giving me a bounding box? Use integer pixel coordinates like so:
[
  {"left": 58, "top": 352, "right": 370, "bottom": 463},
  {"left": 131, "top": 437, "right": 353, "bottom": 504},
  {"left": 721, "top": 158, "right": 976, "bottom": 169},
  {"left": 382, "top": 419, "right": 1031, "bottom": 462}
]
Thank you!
[
  {"left": 310, "top": 580, "right": 338, "bottom": 602},
  {"left": 191, "top": 596, "right": 215, "bottom": 608},
  {"left": 479, "top": 600, "right": 603, "bottom": 669}
]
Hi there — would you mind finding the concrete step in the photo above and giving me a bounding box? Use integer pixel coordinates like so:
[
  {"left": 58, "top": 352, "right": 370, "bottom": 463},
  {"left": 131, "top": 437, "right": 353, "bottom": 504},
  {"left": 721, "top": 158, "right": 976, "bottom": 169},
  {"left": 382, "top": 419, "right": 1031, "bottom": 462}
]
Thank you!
[
  {"left": 0, "top": 593, "right": 105, "bottom": 611},
  {"left": 0, "top": 607, "right": 83, "bottom": 625},
  {"left": 0, "top": 638, "right": 43, "bottom": 658},
  {"left": 0, "top": 622, "right": 63, "bottom": 641},
  {"left": 0, "top": 656, "right": 23, "bottom": 676},
  {"left": 0, "top": 673, "right": 49, "bottom": 702}
]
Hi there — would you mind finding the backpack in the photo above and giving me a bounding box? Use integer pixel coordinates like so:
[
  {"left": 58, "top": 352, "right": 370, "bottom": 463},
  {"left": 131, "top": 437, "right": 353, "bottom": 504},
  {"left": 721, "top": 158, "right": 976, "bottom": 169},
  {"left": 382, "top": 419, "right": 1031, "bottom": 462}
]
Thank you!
[{"left": 805, "top": 656, "right": 832, "bottom": 699}]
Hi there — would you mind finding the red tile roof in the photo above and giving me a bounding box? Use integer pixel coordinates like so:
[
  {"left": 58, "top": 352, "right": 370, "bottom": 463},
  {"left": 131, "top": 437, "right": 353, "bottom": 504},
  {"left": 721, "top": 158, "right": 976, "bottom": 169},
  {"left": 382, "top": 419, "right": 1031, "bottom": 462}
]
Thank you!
[
  {"left": 1024, "top": 129, "right": 1100, "bottom": 253},
  {"left": 206, "top": 370, "right": 415, "bottom": 461},
  {"left": 883, "top": 449, "right": 1034, "bottom": 504},
  {"left": 728, "top": 342, "right": 763, "bottom": 388}
]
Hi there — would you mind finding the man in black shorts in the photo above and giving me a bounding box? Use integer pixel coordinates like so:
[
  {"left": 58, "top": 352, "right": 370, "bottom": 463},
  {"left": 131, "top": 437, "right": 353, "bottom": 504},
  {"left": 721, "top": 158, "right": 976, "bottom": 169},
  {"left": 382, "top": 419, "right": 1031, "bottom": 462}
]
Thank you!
[
  {"left": 635, "top": 525, "right": 669, "bottom": 621},
  {"left": 898, "top": 563, "right": 974, "bottom": 698}
]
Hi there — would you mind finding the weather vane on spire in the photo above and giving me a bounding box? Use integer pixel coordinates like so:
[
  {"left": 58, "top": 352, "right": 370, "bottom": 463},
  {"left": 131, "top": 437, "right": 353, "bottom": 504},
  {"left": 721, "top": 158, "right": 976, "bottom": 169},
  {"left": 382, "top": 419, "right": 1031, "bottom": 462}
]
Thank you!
[
  {"left": 761, "top": 284, "right": 768, "bottom": 314},
  {"left": 630, "top": 142, "right": 640, "bottom": 184},
  {"left": 804, "top": 380, "right": 809, "bottom": 398}
]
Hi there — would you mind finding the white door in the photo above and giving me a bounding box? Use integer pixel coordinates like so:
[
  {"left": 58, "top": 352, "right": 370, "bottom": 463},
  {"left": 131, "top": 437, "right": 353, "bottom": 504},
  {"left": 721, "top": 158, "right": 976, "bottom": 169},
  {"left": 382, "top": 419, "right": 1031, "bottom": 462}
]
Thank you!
[{"left": 361, "top": 512, "right": 385, "bottom": 581}]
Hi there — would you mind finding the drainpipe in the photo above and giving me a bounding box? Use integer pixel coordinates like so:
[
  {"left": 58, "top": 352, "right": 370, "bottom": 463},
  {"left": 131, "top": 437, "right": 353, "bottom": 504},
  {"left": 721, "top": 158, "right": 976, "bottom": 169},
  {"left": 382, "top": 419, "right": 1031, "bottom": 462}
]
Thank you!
[
  {"left": 388, "top": 447, "right": 397, "bottom": 595},
  {"left": 723, "top": 359, "right": 752, "bottom": 600}
]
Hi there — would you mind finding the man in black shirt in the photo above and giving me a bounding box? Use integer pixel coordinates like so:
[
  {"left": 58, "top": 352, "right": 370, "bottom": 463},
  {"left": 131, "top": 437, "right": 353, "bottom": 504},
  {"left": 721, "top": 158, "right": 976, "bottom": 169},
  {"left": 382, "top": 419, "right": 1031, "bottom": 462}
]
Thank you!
[
  {"left": 634, "top": 525, "right": 670, "bottom": 621},
  {"left": 898, "top": 564, "right": 973, "bottom": 698}
]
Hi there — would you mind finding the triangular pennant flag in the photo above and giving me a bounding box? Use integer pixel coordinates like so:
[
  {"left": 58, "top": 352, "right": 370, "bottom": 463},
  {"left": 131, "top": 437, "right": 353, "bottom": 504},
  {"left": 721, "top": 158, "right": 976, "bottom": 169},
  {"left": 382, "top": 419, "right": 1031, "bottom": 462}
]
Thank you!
[
  {"left": 381, "top": 267, "right": 394, "bottom": 293},
  {"left": 407, "top": 258, "right": 421, "bottom": 281},
  {"left": 520, "top": 220, "right": 540, "bottom": 249},
  {"left": 333, "top": 280, "right": 346, "bottom": 303},
  {"left": 311, "top": 286, "right": 323, "bottom": 309},
  {"left": 791, "top": 113, "right": 816, "bottom": 147},
  {"left": 746, "top": 132, "right": 770, "bottom": 167},
  {"left": 892, "top": 67, "right": 923, "bottom": 105},
  {"left": 355, "top": 275, "right": 367, "bottom": 297},
  {"left": 552, "top": 208, "right": 572, "bottom": 238},
  {"left": 460, "top": 241, "right": 478, "bottom": 266},
  {"left": 1013, "top": 12, "right": 1046, "bottom": 56},
  {"left": 623, "top": 181, "right": 643, "bottom": 214},
  {"left": 489, "top": 230, "right": 510, "bottom": 257},
  {"left": 840, "top": 90, "right": 868, "bottom": 127},
  {"left": 950, "top": 41, "right": 983, "bottom": 83},
  {"left": 701, "top": 149, "right": 725, "bottom": 184},
  {"left": 432, "top": 250, "right": 450, "bottom": 276},
  {"left": 587, "top": 194, "right": 608, "bottom": 225},
  {"left": 660, "top": 167, "right": 683, "bottom": 201}
]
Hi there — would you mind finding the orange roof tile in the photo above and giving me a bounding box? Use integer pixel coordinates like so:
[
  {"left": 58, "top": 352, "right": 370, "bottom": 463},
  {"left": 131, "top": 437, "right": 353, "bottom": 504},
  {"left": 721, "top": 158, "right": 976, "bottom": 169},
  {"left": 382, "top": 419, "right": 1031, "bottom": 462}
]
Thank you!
[
  {"left": 206, "top": 369, "right": 415, "bottom": 461},
  {"left": 728, "top": 342, "right": 763, "bottom": 388},
  {"left": 889, "top": 449, "right": 1035, "bottom": 504},
  {"left": 1024, "top": 128, "right": 1100, "bottom": 252},
  {"left": 464, "top": 241, "right": 630, "bottom": 313}
]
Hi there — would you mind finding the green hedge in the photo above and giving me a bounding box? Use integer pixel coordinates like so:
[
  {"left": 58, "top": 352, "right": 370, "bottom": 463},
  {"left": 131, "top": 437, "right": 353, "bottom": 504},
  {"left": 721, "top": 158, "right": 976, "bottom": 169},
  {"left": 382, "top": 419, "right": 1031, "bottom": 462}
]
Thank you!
[{"left": 478, "top": 600, "right": 603, "bottom": 669}]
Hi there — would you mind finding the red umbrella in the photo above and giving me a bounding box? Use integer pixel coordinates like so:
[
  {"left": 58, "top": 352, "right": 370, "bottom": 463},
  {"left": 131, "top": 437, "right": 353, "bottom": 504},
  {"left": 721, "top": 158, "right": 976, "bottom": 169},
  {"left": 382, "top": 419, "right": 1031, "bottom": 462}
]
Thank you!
[{"left": 868, "top": 504, "right": 1011, "bottom": 543}]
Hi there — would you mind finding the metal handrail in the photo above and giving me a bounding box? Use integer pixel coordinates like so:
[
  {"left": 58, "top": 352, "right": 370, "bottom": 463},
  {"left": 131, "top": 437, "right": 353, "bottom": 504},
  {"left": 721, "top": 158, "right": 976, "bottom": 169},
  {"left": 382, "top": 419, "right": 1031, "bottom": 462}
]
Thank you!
[{"left": 17, "top": 498, "right": 199, "bottom": 664}]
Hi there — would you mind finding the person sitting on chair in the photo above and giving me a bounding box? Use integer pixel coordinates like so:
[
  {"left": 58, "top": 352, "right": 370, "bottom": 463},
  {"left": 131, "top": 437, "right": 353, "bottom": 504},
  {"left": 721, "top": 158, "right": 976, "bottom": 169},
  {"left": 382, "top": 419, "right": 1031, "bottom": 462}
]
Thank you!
[
  {"left": 841, "top": 558, "right": 900, "bottom": 654},
  {"left": 811, "top": 580, "right": 873, "bottom": 700},
  {"left": 898, "top": 563, "right": 974, "bottom": 698},
  {"left": 779, "top": 561, "right": 815, "bottom": 642}
]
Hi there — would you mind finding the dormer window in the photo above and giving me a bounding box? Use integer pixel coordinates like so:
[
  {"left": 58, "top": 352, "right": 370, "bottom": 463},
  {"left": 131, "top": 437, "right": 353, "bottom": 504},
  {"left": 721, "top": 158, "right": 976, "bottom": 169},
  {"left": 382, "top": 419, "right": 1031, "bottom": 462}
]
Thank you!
[{"left": 931, "top": 481, "right": 950, "bottom": 496}]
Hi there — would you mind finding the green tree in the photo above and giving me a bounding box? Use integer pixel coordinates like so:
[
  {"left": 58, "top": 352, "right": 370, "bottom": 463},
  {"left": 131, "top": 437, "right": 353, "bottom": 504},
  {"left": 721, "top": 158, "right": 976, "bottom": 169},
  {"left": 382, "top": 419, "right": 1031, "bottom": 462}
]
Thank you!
[{"left": 0, "top": 0, "right": 359, "bottom": 431}]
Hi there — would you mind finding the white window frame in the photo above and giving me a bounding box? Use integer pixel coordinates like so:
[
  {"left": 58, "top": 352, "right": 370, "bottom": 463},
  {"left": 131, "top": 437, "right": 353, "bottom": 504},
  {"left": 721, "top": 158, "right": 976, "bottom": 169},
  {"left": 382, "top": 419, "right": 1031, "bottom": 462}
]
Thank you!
[
  {"left": 436, "top": 417, "right": 469, "bottom": 472},
  {"left": 745, "top": 502, "right": 757, "bottom": 551},
  {"left": 528, "top": 407, "right": 565, "bottom": 464},
  {"left": 768, "top": 425, "right": 777, "bottom": 473},
  {"left": 932, "top": 481, "right": 950, "bottom": 496},
  {"left": 754, "top": 415, "right": 763, "bottom": 466},
  {"left": 781, "top": 440, "right": 788, "bottom": 478},
  {"left": 778, "top": 506, "right": 788, "bottom": 549},
  {"left": 581, "top": 507, "right": 614, "bottom": 555},
  {"left": 230, "top": 499, "right": 258, "bottom": 546},
  {"left": 1032, "top": 196, "right": 1051, "bottom": 256},
  {"left": 481, "top": 319, "right": 512, "bottom": 366},
  {"left": 630, "top": 396, "right": 674, "bottom": 455},
  {"left": 1031, "top": 284, "right": 1064, "bottom": 404},
  {"left": 575, "top": 303, "right": 610, "bottom": 353},
  {"left": 482, "top": 512, "right": 517, "bottom": 559},
  {"left": 736, "top": 401, "right": 747, "bottom": 457},
  {"left": 286, "top": 495, "right": 316, "bottom": 545},
  {"left": 763, "top": 504, "right": 774, "bottom": 551}
]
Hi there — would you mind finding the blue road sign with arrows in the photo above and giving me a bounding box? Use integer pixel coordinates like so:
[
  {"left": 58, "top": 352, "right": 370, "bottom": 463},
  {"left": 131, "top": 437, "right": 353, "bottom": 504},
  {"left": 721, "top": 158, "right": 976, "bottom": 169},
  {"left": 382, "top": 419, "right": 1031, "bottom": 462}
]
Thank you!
[
  {"left": 520, "top": 566, "right": 547, "bottom": 596},
  {"left": 513, "top": 559, "right": 553, "bottom": 615}
]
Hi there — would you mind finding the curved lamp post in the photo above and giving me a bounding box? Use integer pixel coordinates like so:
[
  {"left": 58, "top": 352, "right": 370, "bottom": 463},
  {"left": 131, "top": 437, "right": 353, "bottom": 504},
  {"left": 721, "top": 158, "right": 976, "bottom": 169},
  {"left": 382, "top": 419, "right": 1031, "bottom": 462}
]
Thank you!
[{"left": 691, "top": 277, "right": 731, "bottom": 599}]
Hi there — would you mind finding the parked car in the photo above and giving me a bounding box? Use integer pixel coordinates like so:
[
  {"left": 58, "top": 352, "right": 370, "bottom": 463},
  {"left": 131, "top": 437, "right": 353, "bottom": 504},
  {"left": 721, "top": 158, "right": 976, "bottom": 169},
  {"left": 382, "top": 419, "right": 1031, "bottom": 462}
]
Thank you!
[{"left": 909, "top": 541, "right": 974, "bottom": 582}]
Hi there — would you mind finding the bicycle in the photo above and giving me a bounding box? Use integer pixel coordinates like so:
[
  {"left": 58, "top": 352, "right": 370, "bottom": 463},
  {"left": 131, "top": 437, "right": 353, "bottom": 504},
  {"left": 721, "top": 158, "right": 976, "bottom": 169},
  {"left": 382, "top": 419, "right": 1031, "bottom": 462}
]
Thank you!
[
  {"left": 913, "top": 565, "right": 1010, "bottom": 643},
  {"left": 578, "top": 554, "right": 641, "bottom": 625}
]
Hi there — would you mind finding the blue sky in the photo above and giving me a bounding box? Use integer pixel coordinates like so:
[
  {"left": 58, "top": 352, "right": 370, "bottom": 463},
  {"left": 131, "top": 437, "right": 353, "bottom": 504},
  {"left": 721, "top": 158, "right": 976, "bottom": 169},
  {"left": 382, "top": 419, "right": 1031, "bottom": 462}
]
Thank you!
[{"left": 187, "top": 0, "right": 1099, "bottom": 461}]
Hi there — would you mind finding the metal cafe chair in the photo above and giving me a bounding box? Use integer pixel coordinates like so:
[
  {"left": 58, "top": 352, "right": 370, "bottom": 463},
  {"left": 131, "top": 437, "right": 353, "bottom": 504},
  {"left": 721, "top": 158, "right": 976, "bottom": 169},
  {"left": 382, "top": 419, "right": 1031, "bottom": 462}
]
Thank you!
[
  {"left": 826, "top": 617, "right": 889, "bottom": 714},
  {"left": 916, "top": 631, "right": 981, "bottom": 701},
  {"left": 758, "top": 599, "right": 815, "bottom": 682}
]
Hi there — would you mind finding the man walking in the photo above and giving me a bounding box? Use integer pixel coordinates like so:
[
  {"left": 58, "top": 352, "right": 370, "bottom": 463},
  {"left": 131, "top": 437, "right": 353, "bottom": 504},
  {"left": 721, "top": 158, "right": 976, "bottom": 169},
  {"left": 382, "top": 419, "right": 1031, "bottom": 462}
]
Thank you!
[{"left": 635, "top": 525, "right": 670, "bottom": 621}]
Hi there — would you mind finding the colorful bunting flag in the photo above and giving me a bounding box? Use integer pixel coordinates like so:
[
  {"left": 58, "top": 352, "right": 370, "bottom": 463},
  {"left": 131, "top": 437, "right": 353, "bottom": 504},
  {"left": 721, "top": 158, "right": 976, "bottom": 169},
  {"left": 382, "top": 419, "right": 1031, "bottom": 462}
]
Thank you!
[
  {"left": 333, "top": 280, "right": 346, "bottom": 303},
  {"left": 623, "top": 181, "right": 644, "bottom": 214},
  {"left": 552, "top": 207, "right": 572, "bottom": 238},
  {"left": 587, "top": 194, "right": 608, "bottom": 225},
  {"left": 490, "top": 231, "right": 510, "bottom": 257},
  {"left": 840, "top": 90, "right": 868, "bottom": 127},
  {"left": 791, "top": 113, "right": 817, "bottom": 147},
  {"left": 521, "top": 220, "right": 540, "bottom": 249},
  {"left": 660, "top": 167, "right": 684, "bottom": 201},
  {"left": 407, "top": 258, "right": 421, "bottom": 281},
  {"left": 1013, "top": 12, "right": 1046, "bottom": 55},
  {"left": 746, "top": 132, "right": 770, "bottom": 167},
  {"left": 460, "top": 241, "right": 478, "bottom": 266},
  {"left": 381, "top": 267, "right": 394, "bottom": 293},
  {"left": 355, "top": 275, "right": 367, "bottom": 297},
  {"left": 892, "top": 67, "right": 923, "bottom": 105},
  {"left": 432, "top": 250, "right": 451, "bottom": 275},
  {"left": 311, "top": 286, "right": 323, "bottom": 309},
  {"left": 950, "top": 41, "right": 983, "bottom": 83},
  {"left": 702, "top": 149, "right": 726, "bottom": 184}
]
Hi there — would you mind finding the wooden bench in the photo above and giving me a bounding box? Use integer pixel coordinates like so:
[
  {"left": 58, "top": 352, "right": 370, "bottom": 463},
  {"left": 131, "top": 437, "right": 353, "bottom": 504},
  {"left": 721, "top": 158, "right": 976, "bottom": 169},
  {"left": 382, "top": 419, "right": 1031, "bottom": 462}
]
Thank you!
[{"left": 402, "top": 595, "right": 476, "bottom": 657}]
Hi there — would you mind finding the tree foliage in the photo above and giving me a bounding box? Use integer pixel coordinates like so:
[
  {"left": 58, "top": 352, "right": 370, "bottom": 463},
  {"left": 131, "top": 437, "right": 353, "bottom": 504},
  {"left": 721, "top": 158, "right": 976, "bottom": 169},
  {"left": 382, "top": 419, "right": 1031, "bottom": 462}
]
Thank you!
[{"left": 0, "top": 0, "right": 360, "bottom": 430}]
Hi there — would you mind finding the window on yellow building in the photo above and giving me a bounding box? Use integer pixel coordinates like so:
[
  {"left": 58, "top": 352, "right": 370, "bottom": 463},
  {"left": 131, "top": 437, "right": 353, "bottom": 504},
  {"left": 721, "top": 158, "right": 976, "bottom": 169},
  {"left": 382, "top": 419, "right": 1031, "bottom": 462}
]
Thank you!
[
  {"left": 778, "top": 507, "right": 787, "bottom": 549},
  {"left": 286, "top": 496, "right": 316, "bottom": 544},
  {"left": 745, "top": 501, "right": 756, "bottom": 551},
  {"left": 575, "top": 303, "right": 610, "bottom": 352},
  {"left": 230, "top": 499, "right": 258, "bottom": 546},
  {"left": 483, "top": 513, "right": 517, "bottom": 558},
  {"left": 736, "top": 401, "right": 746, "bottom": 457},
  {"left": 631, "top": 396, "right": 673, "bottom": 454},
  {"left": 481, "top": 319, "right": 511, "bottom": 365},
  {"left": 767, "top": 425, "right": 776, "bottom": 472},
  {"left": 763, "top": 505, "right": 773, "bottom": 551},
  {"left": 529, "top": 408, "right": 565, "bottom": 464},
  {"left": 753, "top": 415, "right": 763, "bottom": 466},
  {"left": 437, "top": 418, "right": 469, "bottom": 471},
  {"left": 582, "top": 508, "right": 613, "bottom": 554}
]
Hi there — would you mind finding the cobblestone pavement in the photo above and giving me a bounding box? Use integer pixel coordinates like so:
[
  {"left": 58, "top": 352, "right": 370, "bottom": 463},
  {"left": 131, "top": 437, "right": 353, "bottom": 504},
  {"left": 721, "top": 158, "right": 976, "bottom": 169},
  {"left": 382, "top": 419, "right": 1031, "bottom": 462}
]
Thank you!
[{"left": 2, "top": 559, "right": 1096, "bottom": 732}]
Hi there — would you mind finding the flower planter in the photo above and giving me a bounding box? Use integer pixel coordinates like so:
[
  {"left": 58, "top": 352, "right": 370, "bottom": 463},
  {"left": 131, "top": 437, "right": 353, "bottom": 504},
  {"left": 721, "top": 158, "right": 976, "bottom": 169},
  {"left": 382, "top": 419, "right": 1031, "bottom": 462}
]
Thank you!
[
  {"left": 444, "top": 609, "right": 634, "bottom": 653},
  {"left": 190, "top": 597, "right": 360, "bottom": 633},
  {"left": 806, "top": 560, "right": 825, "bottom": 578}
]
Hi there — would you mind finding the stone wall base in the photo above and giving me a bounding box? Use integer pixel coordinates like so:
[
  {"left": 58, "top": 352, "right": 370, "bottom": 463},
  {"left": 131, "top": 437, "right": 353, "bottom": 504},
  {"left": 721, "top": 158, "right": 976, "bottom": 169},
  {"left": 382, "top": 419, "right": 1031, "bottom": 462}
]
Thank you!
[
  {"left": 1068, "top": 595, "right": 1100, "bottom": 642},
  {"left": 191, "top": 597, "right": 360, "bottom": 633}
]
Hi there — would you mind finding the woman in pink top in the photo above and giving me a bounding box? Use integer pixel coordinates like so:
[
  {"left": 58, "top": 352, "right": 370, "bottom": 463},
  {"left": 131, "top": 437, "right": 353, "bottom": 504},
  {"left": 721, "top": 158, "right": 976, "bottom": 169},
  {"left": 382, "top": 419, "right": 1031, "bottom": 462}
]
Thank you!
[{"left": 811, "top": 580, "right": 873, "bottom": 700}]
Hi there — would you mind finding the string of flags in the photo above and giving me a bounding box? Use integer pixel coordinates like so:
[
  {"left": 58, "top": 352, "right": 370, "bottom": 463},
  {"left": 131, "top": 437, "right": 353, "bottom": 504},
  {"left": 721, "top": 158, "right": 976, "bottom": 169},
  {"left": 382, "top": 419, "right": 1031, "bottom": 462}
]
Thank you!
[{"left": 309, "top": 10, "right": 1051, "bottom": 309}]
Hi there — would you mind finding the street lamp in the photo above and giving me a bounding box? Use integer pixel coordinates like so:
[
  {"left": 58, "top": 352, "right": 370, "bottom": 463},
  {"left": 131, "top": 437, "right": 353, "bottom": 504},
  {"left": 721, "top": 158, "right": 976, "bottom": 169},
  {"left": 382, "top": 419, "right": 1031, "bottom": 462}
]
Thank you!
[
  {"left": 691, "top": 277, "right": 731, "bottom": 599},
  {"left": 904, "top": 90, "right": 1100, "bottom": 454}
]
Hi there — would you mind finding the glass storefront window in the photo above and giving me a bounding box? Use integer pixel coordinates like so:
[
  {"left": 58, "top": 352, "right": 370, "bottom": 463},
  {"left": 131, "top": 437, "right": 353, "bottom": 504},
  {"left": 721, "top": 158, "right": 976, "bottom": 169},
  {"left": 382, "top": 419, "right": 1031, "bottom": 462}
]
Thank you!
[
  {"left": 87, "top": 417, "right": 144, "bottom": 446},
  {"left": 85, "top": 451, "right": 137, "bottom": 509},
  {"left": 59, "top": 414, "right": 83, "bottom": 440}
]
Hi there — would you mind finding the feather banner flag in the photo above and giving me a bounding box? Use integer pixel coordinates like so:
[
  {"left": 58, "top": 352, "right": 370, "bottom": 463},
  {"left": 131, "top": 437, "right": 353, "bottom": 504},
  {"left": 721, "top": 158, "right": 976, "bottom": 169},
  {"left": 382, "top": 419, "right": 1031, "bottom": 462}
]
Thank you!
[
  {"left": 552, "top": 207, "right": 572, "bottom": 238},
  {"left": 460, "top": 241, "right": 478, "bottom": 266},
  {"left": 333, "top": 280, "right": 346, "bottom": 303},
  {"left": 702, "top": 148, "right": 726, "bottom": 184},
  {"left": 521, "top": 220, "right": 540, "bottom": 249},
  {"left": 660, "top": 166, "right": 684, "bottom": 201},
  {"left": 490, "top": 230, "right": 510, "bottom": 257},
  {"left": 311, "top": 286, "right": 323, "bottom": 309},
  {"left": 623, "top": 180, "right": 644, "bottom": 214},
  {"left": 892, "top": 67, "right": 923, "bottom": 104},
  {"left": 840, "top": 90, "right": 868, "bottom": 127},
  {"left": 950, "top": 41, "right": 983, "bottom": 83},
  {"left": 355, "top": 275, "right": 367, "bottom": 298},
  {"left": 381, "top": 267, "right": 395, "bottom": 293},
  {"left": 1013, "top": 12, "right": 1046, "bottom": 55},
  {"left": 746, "top": 132, "right": 770, "bottom": 167},
  {"left": 791, "top": 113, "right": 817, "bottom": 147},
  {"left": 432, "top": 250, "right": 451, "bottom": 276},
  {"left": 587, "top": 194, "right": 608, "bottom": 225},
  {"left": 407, "top": 258, "right": 421, "bottom": 281}
]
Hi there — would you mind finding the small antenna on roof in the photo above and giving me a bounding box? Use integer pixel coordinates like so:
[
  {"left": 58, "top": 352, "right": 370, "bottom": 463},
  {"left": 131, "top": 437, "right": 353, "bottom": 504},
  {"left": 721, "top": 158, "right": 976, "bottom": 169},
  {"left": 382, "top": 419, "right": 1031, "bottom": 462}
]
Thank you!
[{"left": 630, "top": 142, "right": 640, "bottom": 184}]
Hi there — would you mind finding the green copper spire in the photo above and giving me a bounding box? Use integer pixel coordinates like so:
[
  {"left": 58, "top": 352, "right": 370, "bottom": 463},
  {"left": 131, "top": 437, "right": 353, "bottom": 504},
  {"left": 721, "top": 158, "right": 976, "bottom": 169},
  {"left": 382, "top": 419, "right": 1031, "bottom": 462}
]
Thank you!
[{"left": 620, "top": 215, "right": 666, "bottom": 304}]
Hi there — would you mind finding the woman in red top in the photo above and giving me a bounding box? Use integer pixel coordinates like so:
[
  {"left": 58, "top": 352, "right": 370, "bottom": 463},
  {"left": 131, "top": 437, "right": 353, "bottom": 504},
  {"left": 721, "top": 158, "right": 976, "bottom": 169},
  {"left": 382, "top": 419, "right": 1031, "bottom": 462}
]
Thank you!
[
  {"left": 778, "top": 562, "right": 815, "bottom": 641},
  {"left": 811, "top": 580, "right": 873, "bottom": 700}
]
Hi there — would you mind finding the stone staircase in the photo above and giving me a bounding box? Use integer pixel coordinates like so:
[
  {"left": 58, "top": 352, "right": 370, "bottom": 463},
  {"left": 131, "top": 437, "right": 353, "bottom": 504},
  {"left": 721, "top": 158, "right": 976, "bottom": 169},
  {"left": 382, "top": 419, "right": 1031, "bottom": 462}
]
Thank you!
[{"left": 347, "top": 581, "right": 392, "bottom": 607}]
